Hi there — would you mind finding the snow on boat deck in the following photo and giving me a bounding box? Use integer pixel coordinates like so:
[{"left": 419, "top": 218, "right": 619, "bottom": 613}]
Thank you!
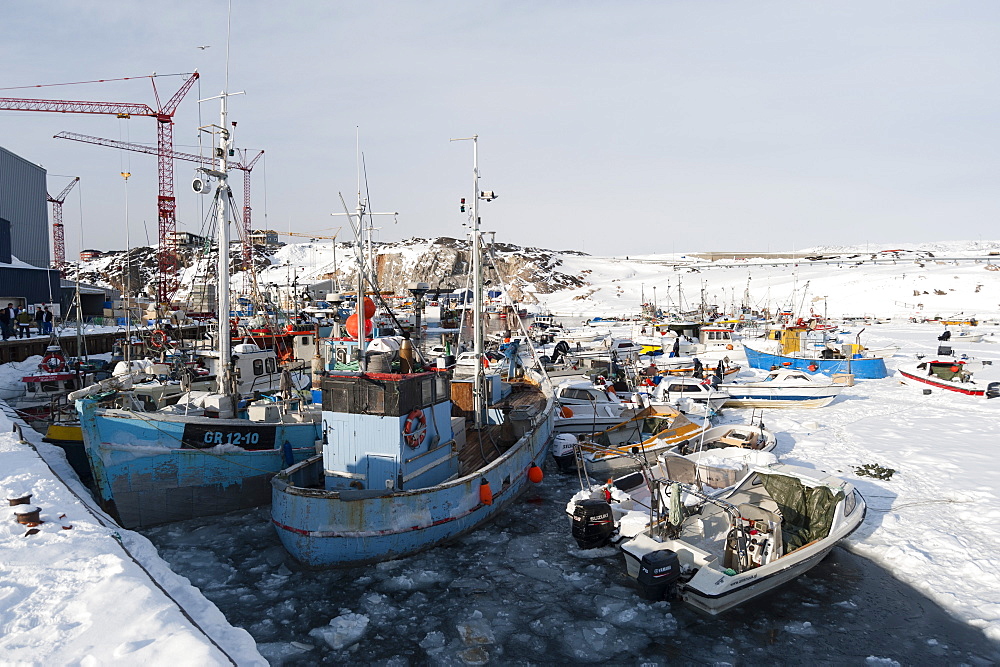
[{"left": 0, "top": 405, "right": 264, "bottom": 665}]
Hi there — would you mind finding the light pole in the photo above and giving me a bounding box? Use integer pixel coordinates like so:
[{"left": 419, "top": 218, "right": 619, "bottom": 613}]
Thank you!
[{"left": 409, "top": 282, "right": 429, "bottom": 346}]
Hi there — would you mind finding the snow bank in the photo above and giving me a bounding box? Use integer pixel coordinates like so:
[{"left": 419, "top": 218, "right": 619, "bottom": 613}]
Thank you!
[{"left": 0, "top": 405, "right": 264, "bottom": 665}]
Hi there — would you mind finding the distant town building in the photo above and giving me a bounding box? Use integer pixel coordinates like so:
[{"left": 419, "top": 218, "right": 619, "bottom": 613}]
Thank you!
[
  {"left": 249, "top": 229, "right": 281, "bottom": 246},
  {"left": 167, "top": 231, "right": 210, "bottom": 250},
  {"left": 79, "top": 248, "right": 104, "bottom": 262}
]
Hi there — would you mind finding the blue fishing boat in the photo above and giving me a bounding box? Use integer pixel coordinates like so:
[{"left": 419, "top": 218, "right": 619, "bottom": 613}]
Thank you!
[
  {"left": 270, "top": 135, "right": 556, "bottom": 567},
  {"left": 71, "top": 88, "right": 322, "bottom": 528},
  {"left": 271, "top": 370, "right": 554, "bottom": 566},
  {"left": 742, "top": 326, "right": 887, "bottom": 379}
]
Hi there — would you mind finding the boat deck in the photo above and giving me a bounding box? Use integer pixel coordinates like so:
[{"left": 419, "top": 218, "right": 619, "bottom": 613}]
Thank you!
[{"left": 457, "top": 384, "right": 549, "bottom": 476}]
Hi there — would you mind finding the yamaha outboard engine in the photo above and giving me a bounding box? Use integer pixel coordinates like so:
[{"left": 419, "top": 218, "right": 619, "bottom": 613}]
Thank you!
[
  {"left": 551, "top": 433, "right": 578, "bottom": 473},
  {"left": 987, "top": 382, "right": 1000, "bottom": 399},
  {"left": 571, "top": 499, "right": 614, "bottom": 549},
  {"left": 551, "top": 340, "right": 571, "bottom": 364},
  {"left": 636, "top": 549, "right": 681, "bottom": 601}
]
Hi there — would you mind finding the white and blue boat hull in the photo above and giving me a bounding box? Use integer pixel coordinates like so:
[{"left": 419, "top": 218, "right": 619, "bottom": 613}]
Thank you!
[
  {"left": 76, "top": 398, "right": 320, "bottom": 528},
  {"left": 270, "top": 405, "right": 554, "bottom": 567}
]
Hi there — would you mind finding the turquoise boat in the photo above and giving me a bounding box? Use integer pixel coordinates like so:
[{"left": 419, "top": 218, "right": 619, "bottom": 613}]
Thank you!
[
  {"left": 75, "top": 394, "right": 320, "bottom": 527},
  {"left": 270, "top": 370, "right": 554, "bottom": 566}
]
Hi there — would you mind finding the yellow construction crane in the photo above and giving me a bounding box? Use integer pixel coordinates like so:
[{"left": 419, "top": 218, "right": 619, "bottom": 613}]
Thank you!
[{"left": 277, "top": 227, "right": 341, "bottom": 242}]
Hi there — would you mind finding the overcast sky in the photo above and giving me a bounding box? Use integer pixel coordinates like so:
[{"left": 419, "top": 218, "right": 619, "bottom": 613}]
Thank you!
[{"left": 2, "top": 1, "right": 999, "bottom": 258}]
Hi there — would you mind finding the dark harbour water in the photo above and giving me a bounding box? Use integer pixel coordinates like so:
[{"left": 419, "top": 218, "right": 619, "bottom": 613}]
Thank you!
[{"left": 143, "top": 460, "right": 1000, "bottom": 666}]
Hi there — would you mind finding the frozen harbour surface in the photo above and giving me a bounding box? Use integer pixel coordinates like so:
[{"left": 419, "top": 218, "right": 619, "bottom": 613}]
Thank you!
[
  {"left": 142, "top": 323, "right": 1000, "bottom": 664},
  {"left": 144, "top": 471, "right": 999, "bottom": 665}
]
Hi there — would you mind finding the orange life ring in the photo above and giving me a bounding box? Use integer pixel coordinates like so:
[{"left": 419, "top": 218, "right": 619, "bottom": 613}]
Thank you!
[
  {"left": 41, "top": 353, "right": 66, "bottom": 373},
  {"left": 149, "top": 329, "right": 169, "bottom": 348},
  {"left": 403, "top": 409, "right": 427, "bottom": 448}
]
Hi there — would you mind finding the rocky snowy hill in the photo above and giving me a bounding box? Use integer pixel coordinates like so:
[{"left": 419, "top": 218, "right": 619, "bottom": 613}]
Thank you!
[{"left": 64, "top": 238, "right": 1000, "bottom": 320}]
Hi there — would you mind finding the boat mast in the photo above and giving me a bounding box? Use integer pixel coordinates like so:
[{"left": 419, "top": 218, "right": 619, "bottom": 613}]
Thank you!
[
  {"left": 215, "top": 94, "right": 234, "bottom": 398},
  {"left": 471, "top": 136, "right": 485, "bottom": 429},
  {"left": 452, "top": 134, "right": 487, "bottom": 429}
]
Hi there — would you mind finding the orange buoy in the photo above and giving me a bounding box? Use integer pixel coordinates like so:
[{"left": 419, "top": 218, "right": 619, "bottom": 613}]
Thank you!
[
  {"left": 479, "top": 479, "right": 493, "bottom": 505},
  {"left": 362, "top": 296, "right": 377, "bottom": 318},
  {"left": 528, "top": 463, "right": 544, "bottom": 484},
  {"left": 950, "top": 365, "right": 960, "bottom": 373},
  {"left": 808, "top": 364, "right": 818, "bottom": 372},
  {"left": 782, "top": 362, "right": 792, "bottom": 366},
  {"left": 345, "top": 313, "right": 373, "bottom": 338},
  {"left": 559, "top": 405, "right": 574, "bottom": 418}
]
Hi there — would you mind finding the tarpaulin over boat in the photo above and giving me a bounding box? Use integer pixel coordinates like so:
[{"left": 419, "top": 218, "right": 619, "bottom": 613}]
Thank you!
[{"left": 759, "top": 473, "right": 844, "bottom": 552}]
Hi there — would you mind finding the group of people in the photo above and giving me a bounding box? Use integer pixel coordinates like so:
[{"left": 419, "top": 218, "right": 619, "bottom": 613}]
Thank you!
[{"left": 0, "top": 303, "right": 53, "bottom": 341}]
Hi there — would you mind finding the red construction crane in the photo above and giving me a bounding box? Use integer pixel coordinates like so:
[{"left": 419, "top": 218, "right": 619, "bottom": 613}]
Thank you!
[
  {"left": 234, "top": 148, "right": 264, "bottom": 263},
  {"left": 0, "top": 72, "right": 200, "bottom": 303},
  {"left": 54, "top": 131, "right": 264, "bottom": 264},
  {"left": 46, "top": 176, "right": 80, "bottom": 274}
]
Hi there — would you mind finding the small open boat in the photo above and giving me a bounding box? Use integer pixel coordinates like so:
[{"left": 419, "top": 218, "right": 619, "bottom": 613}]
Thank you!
[
  {"left": 897, "top": 355, "right": 1000, "bottom": 398},
  {"left": 619, "top": 464, "right": 865, "bottom": 614}
]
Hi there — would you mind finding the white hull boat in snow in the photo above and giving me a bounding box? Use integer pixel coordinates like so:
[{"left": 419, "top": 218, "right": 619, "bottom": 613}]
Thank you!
[
  {"left": 618, "top": 464, "right": 865, "bottom": 615},
  {"left": 719, "top": 368, "right": 844, "bottom": 409}
]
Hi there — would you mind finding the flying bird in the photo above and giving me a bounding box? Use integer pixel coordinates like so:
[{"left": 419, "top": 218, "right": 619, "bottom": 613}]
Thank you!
[{"left": 196, "top": 45, "right": 211, "bottom": 50}]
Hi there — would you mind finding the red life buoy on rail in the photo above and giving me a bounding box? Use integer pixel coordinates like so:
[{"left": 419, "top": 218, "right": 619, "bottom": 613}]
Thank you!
[
  {"left": 149, "top": 329, "right": 169, "bottom": 348},
  {"left": 41, "top": 353, "right": 67, "bottom": 373},
  {"left": 402, "top": 409, "right": 427, "bottom": 449}
]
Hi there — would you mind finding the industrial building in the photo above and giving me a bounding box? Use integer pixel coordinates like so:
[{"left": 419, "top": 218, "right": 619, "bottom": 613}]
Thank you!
[{"left": 0, "top": 145, "right": 62, "bottom": 308}]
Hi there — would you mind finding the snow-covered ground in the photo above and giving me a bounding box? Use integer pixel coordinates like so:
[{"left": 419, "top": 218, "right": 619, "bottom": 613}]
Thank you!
[
  {"left": 0, "top": 405, "right": 265, "bottom": 665},
  {"left": 3, "top": 243, "right": 1000, "bottom": 660},
  {"left": 747, "top": 323, "right": 1000, "bottom": 640}
]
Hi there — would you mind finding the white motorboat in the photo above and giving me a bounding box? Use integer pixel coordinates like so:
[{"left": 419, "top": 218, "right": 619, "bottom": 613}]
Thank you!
[
  {"left": 618, "top": 463, "right": 866, "bottom": 614},
  {"left": 568, "top": 427, "right": 779, "bottom": 542},
  {"left": 718, "top": 368, "right": 844, "bottom": 408},
  {"left": 642, "top": 376, "right": 730, "bottom": 414},
  {"left": 952, "top": 330, "right": 985, "bottom": 344},
  {"left": 555, "top": 379, "right": 631, "bottom": 408},
  {"left": 897, "top": 355, "right": 1000, "bottom": 398},
  {"left": 553, "top": 401, "right": 643, "bottom": 435}
]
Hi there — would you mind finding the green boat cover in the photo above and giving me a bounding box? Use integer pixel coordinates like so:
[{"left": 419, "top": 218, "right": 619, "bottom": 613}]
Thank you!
[{"left": 760, "top": 473, "right": 844, "bottom": 552}]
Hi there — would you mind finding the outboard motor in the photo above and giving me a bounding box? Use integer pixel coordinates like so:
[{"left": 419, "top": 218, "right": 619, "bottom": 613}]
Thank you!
[
  {"left": 551, "top": 340, "right": 571, "bottom": 364},
  {"left": 551, "top": 433, "right": 578, "bottom": 473},
  {"left": 987, "top": 382, "right": 1000, "bottom": 400},
  {"left": 571, "top": 499, "right": 614, "bottom": 549},
  {"left": 636, "top": 549, "right": 681, "bottom": 601},
  {"left": 937, "top": 345, "right": 953, "bottom": 357}
]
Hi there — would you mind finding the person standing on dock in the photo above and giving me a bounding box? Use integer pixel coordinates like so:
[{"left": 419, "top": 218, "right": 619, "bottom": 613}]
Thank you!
[
  {"left": 0, "top": 303, "right": 15, "bottom": 340},
  {"left": 15, "top": 310, "right": 32, "bottom": 339},
  {"left": 34, "top": 307, "right": 44, "bottom": 336},
  {"left": 41, "top": 307, "right": 53, "bottom": 335}
]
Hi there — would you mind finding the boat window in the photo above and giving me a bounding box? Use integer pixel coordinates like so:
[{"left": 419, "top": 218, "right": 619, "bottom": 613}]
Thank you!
[
  {"left": 845, "top": 489, "right": 857, "bottom": 515},
  {"left": 265, "top": 358, "right": 276, "bottom": 374},
  {"left": 253, "top": 359, "right": 264, "bottom": 376},
  {"left": 301, "top": 336, "right": 311, "bottom": 345},
  {"left": 668, "top": 384, "right": 699, "bottom": 393},
  {"left": 563, "top": 388, "right": 595, "bottom": 401}
]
